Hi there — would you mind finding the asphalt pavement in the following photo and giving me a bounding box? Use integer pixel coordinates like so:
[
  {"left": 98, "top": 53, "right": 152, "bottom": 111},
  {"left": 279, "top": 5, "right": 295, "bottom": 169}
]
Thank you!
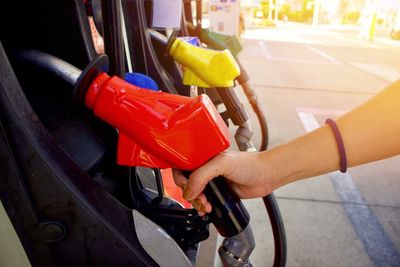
[{"left": 220, "top": 23, "right": 400, "bottom": 267}]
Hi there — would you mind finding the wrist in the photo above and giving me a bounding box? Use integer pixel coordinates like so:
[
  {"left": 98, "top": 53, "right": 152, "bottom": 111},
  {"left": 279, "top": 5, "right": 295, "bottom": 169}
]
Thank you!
[
  {"left": 260, "top": 126, "right": 343, "bottom": 192},
  {"left": 260, "top": 150, "right": 293, "bottom": 192}
]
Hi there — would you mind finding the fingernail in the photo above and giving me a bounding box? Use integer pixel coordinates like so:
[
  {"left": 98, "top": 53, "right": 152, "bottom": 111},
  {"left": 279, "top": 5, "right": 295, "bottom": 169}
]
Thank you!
[
  {"left": 206, "top": 204, "right": 212, "bottom": 213},
  {"left": 183, "top": 188, "right": 194, "bottom": 200},
  {"left": 201, "top": 206, "right": 207, "bottom": 213}
]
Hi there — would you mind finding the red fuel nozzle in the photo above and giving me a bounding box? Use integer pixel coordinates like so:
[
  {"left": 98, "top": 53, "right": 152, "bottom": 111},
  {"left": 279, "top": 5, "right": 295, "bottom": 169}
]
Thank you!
[
  {"left": 85, "top": 72, "right": 230, "bottom": 170},
  {"left": 85, "top": 72, "right": 250, "bottom": 241}
]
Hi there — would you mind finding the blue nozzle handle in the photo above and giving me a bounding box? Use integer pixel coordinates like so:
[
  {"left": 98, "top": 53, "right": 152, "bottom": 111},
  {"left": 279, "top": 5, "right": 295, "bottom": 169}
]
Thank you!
[{"left": 124, "top": 72, "right": 159, "bottom": 91}]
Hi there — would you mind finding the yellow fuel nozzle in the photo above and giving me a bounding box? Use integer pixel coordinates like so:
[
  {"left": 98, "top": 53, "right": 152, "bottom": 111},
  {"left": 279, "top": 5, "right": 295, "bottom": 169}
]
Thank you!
[{"left": 167, "top": 38, "right": 240, "bottom": 88}]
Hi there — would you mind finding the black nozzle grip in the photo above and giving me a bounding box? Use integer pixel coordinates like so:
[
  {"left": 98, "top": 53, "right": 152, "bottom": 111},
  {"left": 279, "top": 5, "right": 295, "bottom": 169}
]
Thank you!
[{"left": 203, "top": 176, "right": 250, "bottom": 237}]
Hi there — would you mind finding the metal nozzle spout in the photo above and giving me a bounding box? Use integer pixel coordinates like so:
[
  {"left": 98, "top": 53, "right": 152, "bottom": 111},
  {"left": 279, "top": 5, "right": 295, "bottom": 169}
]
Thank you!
[{"left": 218, "top": 225, "right": 255, "bottom": 267}]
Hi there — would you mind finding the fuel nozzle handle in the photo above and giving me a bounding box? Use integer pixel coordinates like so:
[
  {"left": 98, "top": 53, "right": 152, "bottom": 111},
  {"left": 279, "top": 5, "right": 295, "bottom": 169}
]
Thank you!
[
  {"left": 203, "top": 176, "right": 250, "bottom": 237},
  {"left": 184, "top": 171, "right": 254, "bottom": 265},
  {"left": 196, "top": 175, "right": 255, "bottom": 266}
]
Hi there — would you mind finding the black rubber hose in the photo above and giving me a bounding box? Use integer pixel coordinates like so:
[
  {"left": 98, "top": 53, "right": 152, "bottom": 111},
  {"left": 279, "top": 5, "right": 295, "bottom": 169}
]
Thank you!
[
  {"left": 263, "top": 194, "right": 287, "bottom": 267},
  {"left": 11, "top": 49, "right": 81, "bottom": 87},
  {"left": 247, "top": 87, "right": 269, "bottom": 151},
  {"left": 242, "top": 80, "right": 286, "bottom": 267},
  {"left": 238, "top": 60, "right": 286, "bottom": 266},
  {"left": 100, "top": 0, "right": 125, "bottom": 78},
  {"left": 237, "top": 56, "right": 286, "bottom": 267},
  {"left": 236, "top": 59, "right": 269, "bottom": 151},
  {"left": 255, "top": 103, "right": 269, "bottom": 151}
]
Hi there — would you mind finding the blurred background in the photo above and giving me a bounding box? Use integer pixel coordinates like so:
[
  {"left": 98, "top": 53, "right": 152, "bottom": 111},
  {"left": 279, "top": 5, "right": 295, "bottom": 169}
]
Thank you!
[
  {"left": 203, "top": 0, "right": 400, "bottom": 40},
  {"left": 197, "top": 0, "right": 400, "bottom": 266}
]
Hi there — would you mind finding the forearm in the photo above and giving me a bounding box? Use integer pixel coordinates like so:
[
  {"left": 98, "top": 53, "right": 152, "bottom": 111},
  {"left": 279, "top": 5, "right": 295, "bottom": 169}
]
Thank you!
[
  {"left": 338, "top": 79, "right": 400, "bottom": 166},
  {"left": 262, "top": 79, "right": 400, "bottom": 190},
  {"left": 179, "top": 80, "right": 400, "bottom": 201}
]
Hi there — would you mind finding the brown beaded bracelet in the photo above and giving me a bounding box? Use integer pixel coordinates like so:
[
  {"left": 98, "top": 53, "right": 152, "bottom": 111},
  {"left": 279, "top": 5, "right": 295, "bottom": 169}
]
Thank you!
[{"left": 325, "top": 118, "right": 347, "bottom": 173}]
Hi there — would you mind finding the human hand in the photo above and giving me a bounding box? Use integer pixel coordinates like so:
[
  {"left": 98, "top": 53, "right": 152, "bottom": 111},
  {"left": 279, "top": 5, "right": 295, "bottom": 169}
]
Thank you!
[{"left": 173, "top": 151, "right": 272, "bottom": 215}]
